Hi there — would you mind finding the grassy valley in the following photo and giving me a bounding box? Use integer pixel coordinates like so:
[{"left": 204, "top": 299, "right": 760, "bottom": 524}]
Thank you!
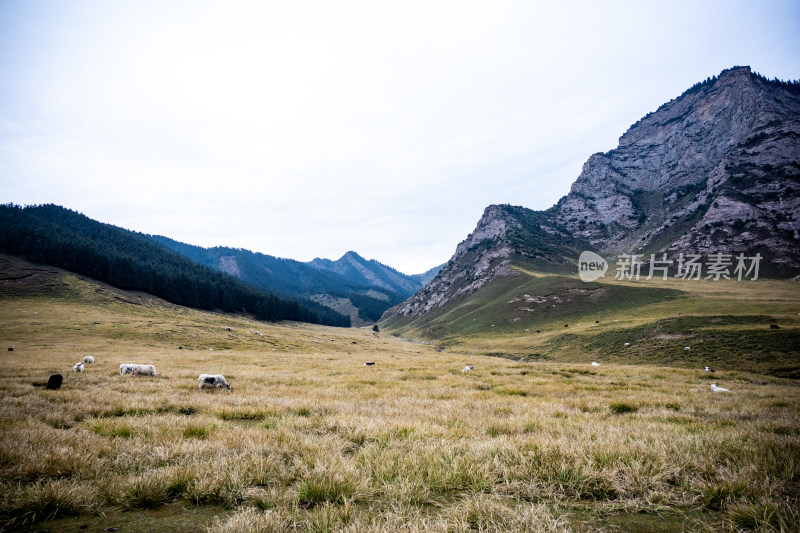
[
  {"left": 1, "top": 255, "right": 799, "bottom": 532},
  {"left": 382, "top": 263, "right": 800, "bottom": 377}
]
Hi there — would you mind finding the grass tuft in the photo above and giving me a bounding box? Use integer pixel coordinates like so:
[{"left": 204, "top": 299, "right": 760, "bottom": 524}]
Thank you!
[
  {"left": 120, "top": 473, "right": 171, "bottom": 510},
  {"left": 609, "top": 402, "right": 638, "bottom": 414},
  {"left": 90, "top": 420, "right": 134, "bottom": 438},
  {"left": 217, "top": 408, "right": 273, "bottom": 421},
  {"left": 298, "top": 471, "right": 355, "bottom": 505},
  {"left": 6, "top": 479, "right": 96, "bottom": 524},
  {"left": 183, "top": 423, "right": 214, "bottom": 439},
  {"left": 702, "top": 481, "right": 749, "bottom": 511}
]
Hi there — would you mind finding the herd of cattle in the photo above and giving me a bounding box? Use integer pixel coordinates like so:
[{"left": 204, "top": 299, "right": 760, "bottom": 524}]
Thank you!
[{"left": 43, "top": 355, "right": 231, "bottom": 391}]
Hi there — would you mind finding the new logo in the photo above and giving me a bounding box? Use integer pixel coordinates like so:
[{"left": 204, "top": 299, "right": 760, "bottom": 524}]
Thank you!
[{"left": 578, "top": 251, "right": 607, "bottom": 282}]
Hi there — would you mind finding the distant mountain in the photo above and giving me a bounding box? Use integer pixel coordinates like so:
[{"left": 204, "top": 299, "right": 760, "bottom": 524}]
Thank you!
[
  {"left": 307, "top": 251, "right": 422, "bottom": 297},
  {"left": 410, "top": 263, "right": 445, "bottom": 286},
  {"left": 148, "top": 237, "right": 371, "bottom": 299},
  {"left": 382, "top": 66, "right": 800, "bottom": 330},
  {"left": 148, "top": 239, "right": 431, "bottom": 326},
  {"left": 0, "top": 204, "right": 349, "bottom": 327}
]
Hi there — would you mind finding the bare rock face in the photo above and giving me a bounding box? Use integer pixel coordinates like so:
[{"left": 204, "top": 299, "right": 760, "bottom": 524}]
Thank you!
[
  {"left": 390, "top": 206, "right": 520, "bottom": 319},
  {"left": 557, "top": 66, "right": 800, "bottom": 261},
  {"left": 218, "top": 255, "right": 241, "bottom": 277},
  {"left": 382, "top": 66, "right": 800, "bottom": 324},
  {"left": 453, "top": 205, "right": 515, "bottom": 259}
]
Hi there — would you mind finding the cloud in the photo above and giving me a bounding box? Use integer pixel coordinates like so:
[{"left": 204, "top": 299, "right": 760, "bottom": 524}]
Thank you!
[{"left": 1, "top": 0, "right": 799, "bottom": 274}]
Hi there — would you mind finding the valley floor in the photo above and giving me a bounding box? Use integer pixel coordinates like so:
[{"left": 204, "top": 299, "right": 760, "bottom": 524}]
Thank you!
[{"left": 1, "top": 257, "right": 799, "bottom": 532}]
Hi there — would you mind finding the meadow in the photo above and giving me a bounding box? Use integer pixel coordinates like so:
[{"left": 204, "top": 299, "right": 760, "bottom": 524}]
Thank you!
[
  {"left": 1, "top": 256, "right": 799, "bottom": 532},
  {"left": 385, "top": 265, "right": 800, "bottom": 378}
]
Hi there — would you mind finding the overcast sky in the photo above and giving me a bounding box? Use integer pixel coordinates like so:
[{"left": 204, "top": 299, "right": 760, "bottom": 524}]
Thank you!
[{"left": 1, "top": 1, "right": 798, "bottom": 274}]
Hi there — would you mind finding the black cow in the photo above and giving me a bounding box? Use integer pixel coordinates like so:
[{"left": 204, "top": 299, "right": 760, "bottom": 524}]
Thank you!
[{"left": 46, "top": 374, "right": 63, "bottom": 390}]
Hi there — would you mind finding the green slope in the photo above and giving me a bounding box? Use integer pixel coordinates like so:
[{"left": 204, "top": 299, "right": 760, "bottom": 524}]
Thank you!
[{"left": 382, "top": 261, "right": 800, "bottom": 376}]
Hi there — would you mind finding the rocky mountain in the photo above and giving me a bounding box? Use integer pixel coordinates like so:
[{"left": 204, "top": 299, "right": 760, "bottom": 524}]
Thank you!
[
  {"left": 382, "top": 66, "right": 800, "bottom": 324},
  {"left": 557, "top": 66, "right": 800, "bottom": 264}
]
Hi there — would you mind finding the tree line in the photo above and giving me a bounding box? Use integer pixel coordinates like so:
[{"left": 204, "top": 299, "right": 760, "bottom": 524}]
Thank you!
[{"left": 0, "top": 204, "right": 350, "bottom": 327}]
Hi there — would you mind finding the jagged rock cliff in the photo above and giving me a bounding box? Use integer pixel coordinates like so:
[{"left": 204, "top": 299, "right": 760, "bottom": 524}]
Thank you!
[
  {"left": 383, "top": 66, "right": 800, "bottom": 322},
  {"left": 559, "top": 66, "right": 800, "bottom": 263}
]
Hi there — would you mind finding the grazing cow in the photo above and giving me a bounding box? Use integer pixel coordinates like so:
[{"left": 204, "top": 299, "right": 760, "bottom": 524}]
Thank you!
[
  {"left": 198, "top": 374, "right": 230, "bottom": 390},
  {"left": 119, "top": 363, "right": 135, "bottom": 375},
  {"left": 73, "top": 362, "right": 84, "bottom": 372},
  {"left": 624, "top": 343, "right": 631, "bottom": 347},
  {"left": 704, "top": 366, "right": 715, "bottom": 373},
  {"left": 46, "top": 374, "right": 63, "bottom": 390},
  {"left": 770, "top": 324, "right": 780, "bottom": 329},
  {"left": 591, "top": 362, "right": 600, "bottom": 366},
  {"left": 462, "top": 365, "right": 476, "bottom": 372},
  {"left": 224, "top": 327, "right": 232, "bottom": 331},
  {"left": 83, "top": 355, "right": 95, "bottom": 364},
  {"left": 131, "top": 364, "right": 157, "bottom": 377},
  {"left": 8, "top": 347, "right": 13, "bottom": 351},
  {"left": 255, "top": 331, "right": 263, "bottom": 337},
  {"left": 710, "top": 383, "right": 729, "bottom": 392},
  {"left": 364, "top": 361, "right": 375, "bottom": 366}
]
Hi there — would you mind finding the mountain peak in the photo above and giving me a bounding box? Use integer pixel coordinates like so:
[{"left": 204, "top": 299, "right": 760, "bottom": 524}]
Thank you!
[
  {"left": 381, "top": 66, "right": 800, "bottom": 325},
  {"left": 341, "top": 251, "right": 365, "bottom": 262},
  {"left": 308, "top": 251, "right": 425, "bottom": 298}
]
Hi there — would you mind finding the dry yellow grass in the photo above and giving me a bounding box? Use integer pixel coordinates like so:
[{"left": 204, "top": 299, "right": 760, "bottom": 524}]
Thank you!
[{"left": 1, "top": 258, "right": 799, "bottom": 532}]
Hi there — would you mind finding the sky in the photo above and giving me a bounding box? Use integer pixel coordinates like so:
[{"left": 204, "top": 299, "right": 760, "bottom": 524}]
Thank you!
[{"left": 1, "top": 1, "right": 799, "bottom": 274}]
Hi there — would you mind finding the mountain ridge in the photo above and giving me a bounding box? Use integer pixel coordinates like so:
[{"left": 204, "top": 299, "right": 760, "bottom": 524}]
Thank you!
[
  {"left": 382, "top": 66, "right": 800, "bottom": 326},
  {"left": 0, "top": 204, "right": 350, "bottom": 326},
  {"left": 148, "top": 237, "right": 434, "bottom": 325}
]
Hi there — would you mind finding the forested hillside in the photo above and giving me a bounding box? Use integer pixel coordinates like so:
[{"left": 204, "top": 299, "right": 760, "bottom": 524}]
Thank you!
[
  {"left": 149, "top": 237, "right": 415, "bottom": 324},
  {"left": 0, "top": 204, "right": 350, "bottom": 326},
  {"left": 148, "top": 236, "right": 381, "bottom": 298}
]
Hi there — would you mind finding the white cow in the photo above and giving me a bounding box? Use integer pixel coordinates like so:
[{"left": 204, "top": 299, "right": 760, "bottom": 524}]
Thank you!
[
  {"left": 119, "top": 363, "right": 135, "bottom": 375},
  {"left": 462, "top": 365, "right": 476, "bottom": 372},
  {"left": 131, "top": 364, "right": 157, "bottom": 377},
  {"left": 624, "top": 343, "right": 631, "bottom": 347},
  {"left": 704, "top": 366, "right": 715, "bottom": 373},
  {"left": 83, "top": 355, "right": 95, "bottom": 364},
  {"left": 73, "top": 362, "right": 84, "bottom": 372},
  {"left": 198, "top": 374, "right": 231, "bottom": 390},
  {"left": 591, "top": 362, "right": 600, "bottom": 366},
  {"left": 684, "top": 347, "right": 691, "bottom": 352},
  {"left": 710, "top": 384, "right": 729, "bottom": 392}
]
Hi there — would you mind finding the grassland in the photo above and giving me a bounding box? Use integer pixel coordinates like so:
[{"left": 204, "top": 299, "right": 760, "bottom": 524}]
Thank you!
[
  {"left": 1, "top": 256, "right": 799, "bottom": 532},
  {"left": 382, "top": 265, "right": 800, "bottom": 377}
]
